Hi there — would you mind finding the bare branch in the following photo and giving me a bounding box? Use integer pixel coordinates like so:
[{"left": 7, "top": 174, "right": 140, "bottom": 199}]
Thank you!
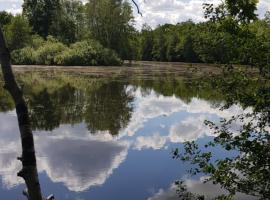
[{"left": 131, "top": 0, "right": 142, "bottom": 16}]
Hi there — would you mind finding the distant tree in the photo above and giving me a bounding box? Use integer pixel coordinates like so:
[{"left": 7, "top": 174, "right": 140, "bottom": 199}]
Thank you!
[
  {"left": 22, "top": 0, "right": 61, "bottom": 38},
  {"left": 203, "top": 0, "right": 259, "bottom": 24},
  {"left": 61, "top": 0, "right": 88, "bottom": 41},
  {"left": 183, "top": 36, "right": 199, "bottom": 62},
  {"left": 3, "top": 15, "right": 32, "bottom": 51},
  {"left": 50, "top": 0, "right": 87, "bottom": 43},
  {"left": 86, "top": 0, "right": 134, "bottom": 58},
  {"left": 225, "top": 0, "right": 258, "bottom": 23},
  {"left": 140, "top": 24, "right": 154, "bottom": 61},
  {"left": 0, "top": 11, "right": 13, "bottom": 26},
  {"left": 152, "top": 25, "right": 168, "bottom": 61}
]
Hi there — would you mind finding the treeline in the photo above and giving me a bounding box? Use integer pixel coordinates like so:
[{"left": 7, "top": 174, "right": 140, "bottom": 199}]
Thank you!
[
  {"left": 0, "top": 0, "right": 135, "bottom": 65},
  {"left": 138, "top": 10, "right": 270, "bottom": 70},
  {"left": 138, "top": 19, "right": 270, "bottom": 65},
  {"left": 0, "top": 0, "right": 270, "bottom": 67}
]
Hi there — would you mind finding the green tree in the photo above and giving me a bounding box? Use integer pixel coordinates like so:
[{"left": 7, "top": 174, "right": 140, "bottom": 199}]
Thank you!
[
  {"left": 0, "top": 11, "right": 13, "bottom": 26},
  {"left": 140, "top": 24, "right": 154, "bottom": 61},
  {"left": 62, "top": 0, "right": 88, "bottom": 41},
  {"left": 22, "top": 0, "right": 61, "bottom": 38},
  {"left": 3, "top": 15, "right": 32, "bottom": 51},
  {"left": 86, "top": 0, "right": 134, "bottom": 58},
  {"left": 225, "top": 0, "right": 258, "bottom": 23},
  {"left": 183, "top": 36, "right": 199, "bottom": 62},
  {"left": 203, "top": 0, "right": 259, "bottom": 24},
  {"left": 50, "top": 0, "right": 87, "bottom": 43}
]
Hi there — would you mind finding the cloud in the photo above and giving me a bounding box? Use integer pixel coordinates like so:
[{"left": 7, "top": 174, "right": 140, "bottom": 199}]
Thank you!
[
  {"left": 0, "top": 114, "right": 129, "bottom": 192},
  {"left": 134, "top": 133, "right": 167, "bottom": 150},
  {"left": 1, "top": 0, "right": 269, "bottom": 29},
  {"left": 133, "top": 0, "right": 270, "bottom": 29},
  {"left": 147, "top": 178, "right": 257, "bottom": 200},
  {"left": 0, "top": 0, "right": 23, "bottom": 14},
  {"left": 120, "top": 87, "right": 248, "bottom": 140},
  {"left": 147, "top": 184, "right": 179, "bottom": 200},
  {"left": 0, "top": 112, "right": 23, "bottom": 188},
  {"left": 0, "top": 151, "right": 23, "bottom": 188},
  {"left": 36, "top": 135, "right": 129, "bottom": 192},
  {"left": 169, "top": 115, "right": 211, "bottom": 143},
  {"left": 120, "top": 89, "right": 186, "bottom": 138}
]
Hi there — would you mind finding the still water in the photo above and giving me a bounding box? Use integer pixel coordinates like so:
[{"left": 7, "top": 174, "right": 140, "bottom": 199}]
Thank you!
[{"left": 0, "top": 68, "right": 254, "bottom": 200}]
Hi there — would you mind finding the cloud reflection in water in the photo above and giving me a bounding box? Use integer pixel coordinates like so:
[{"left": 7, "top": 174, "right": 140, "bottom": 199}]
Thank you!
[{"left": 0, "top": 86, "right": 249, "bottom": 195}]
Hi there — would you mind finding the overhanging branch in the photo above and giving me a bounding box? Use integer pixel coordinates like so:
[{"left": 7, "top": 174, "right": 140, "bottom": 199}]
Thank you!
[{"left": 131, "top": 0, "right": 142, "bottom": 16}]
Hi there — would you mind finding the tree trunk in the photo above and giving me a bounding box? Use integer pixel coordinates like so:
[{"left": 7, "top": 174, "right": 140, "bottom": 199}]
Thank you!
[{"left": 0, "top": 27, "right": 43, "bottom": 200}]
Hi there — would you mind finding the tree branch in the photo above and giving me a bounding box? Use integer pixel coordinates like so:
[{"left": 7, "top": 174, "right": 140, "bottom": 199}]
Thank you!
[{"left": 131, "top": 0, "right": 142, "bottom": 16}]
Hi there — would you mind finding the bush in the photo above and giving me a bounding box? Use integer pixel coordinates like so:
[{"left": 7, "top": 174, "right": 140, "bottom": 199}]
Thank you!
[
  {"left": 54, "top": 40, "right": 122, "bottom": 66},
  {"left": 12, "top": 37, "right": 122, "bottom": 66},
  {"left": 34, "top": 36, "right": 68, "bottom": 65},
  {"left": 12, "top": 47, "right": 35, "bottom": 65}
]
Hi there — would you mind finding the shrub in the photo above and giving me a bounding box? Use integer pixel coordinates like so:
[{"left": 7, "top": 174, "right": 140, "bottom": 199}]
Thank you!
[
  {"left": 11, "top": 37, "right": 122, "bottom": 66},
  {"left": 54, "top": 40, "right": 122, "bottom": 66},
  {"left": 12, "top": 47, "right": 35, "bottom": 65},
  {"left": 33, "top": 36, "right": 68, "bottom": 65},
  {"left": 30, "top": 35, "right": 46, "bottom": 49}
]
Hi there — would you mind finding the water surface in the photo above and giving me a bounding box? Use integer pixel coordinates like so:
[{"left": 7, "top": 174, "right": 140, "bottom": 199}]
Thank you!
[{"left": 0, "top": 67, "right": 254, "bottom": 199}]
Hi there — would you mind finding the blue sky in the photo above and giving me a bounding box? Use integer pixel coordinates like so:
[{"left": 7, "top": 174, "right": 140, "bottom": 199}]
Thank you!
[{"left": 0, "top": 0, "right": 269, "bottom": 29}]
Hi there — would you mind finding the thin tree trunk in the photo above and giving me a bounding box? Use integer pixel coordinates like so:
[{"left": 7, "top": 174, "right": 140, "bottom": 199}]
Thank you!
[{"left": 0, "top": 27, "right": 43, "bottom": 200}]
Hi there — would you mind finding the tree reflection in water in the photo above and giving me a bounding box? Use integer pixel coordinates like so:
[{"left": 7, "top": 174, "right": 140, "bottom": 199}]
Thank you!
[{"left": 85, "top": 81, "right": 134, "bottom": 135}]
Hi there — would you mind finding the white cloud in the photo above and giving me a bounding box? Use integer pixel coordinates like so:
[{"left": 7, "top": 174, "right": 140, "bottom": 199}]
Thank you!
[
  {"left": 119, "top": 89, "right": 185, "bottom": 138},
  {"left": 36, "top": 135, "right": 129, "bottom": 192},
  {"left": 134, "top": 133, "right": 167, "bottom": 150},
  {"left": 0, "top": 0, "right": 269, "bottom": 29},
  {"left": 147, "top": 178, "right": 257, "bottom": 200},
  {"left": 0, "top": 112, "right": 24, "bottom": 188},
  {"left": 120, "top": 87, "right": 248, "bottom": 140},
  {"left": 0, "top": 0, "right": 23, "bottom": 14},
  {"left": 147, "top": 184, "right": 179, "bottom": 200},
  {"left": 133, "top": 0, "right": 270, "bottom": 29},
  {"left": 0, "top": 114, "right": 129, "bottom": 192},
  {"left": 169, "top": 115, "right": 211, "bottom": 143}
]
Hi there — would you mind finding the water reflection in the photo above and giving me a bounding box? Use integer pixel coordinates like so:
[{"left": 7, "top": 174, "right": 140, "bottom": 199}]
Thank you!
[
  {"left": 148, "top": 179, "right": 256, "bottom": 200},
  {"left": 36, "top": 133, "right": 129, "bottom": 192},
  {"left": 84, "top": 82, "right": 133, "bottom": 135},
  {"left": 0, "top": 73, "right": 252, "bottom": 199}
]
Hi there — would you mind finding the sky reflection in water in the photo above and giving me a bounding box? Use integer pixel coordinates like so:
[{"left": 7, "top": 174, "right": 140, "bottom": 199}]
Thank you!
[{"left": 0, "top": 81, "right": 253, "bottom": 200}]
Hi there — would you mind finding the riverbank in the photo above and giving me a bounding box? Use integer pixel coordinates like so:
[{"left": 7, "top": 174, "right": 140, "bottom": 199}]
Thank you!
[{"left": 11, "top": 61, "right": 258, "bottom": 79}]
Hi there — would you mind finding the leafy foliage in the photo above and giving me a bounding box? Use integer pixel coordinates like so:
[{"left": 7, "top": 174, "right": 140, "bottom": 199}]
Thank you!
[
  {"left": 54, "top": 40, "right": 122, "bottom": 66},
  {"left": 3, "top": 15, "right": 32, "bottom": 51},
  {"left": 11, "top": 36, "right": 122, "bottom": 66},
  {"left": 86, "top": 0, "right": 135, "bottom": 59},
  {"left": 173, "top": 68, "right": 270, "bottom": 199}
]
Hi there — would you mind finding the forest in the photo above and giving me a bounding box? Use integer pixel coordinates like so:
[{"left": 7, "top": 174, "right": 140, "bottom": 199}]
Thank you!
[{"left": 0, "top": 0, "right": 269, "bottom": 69}]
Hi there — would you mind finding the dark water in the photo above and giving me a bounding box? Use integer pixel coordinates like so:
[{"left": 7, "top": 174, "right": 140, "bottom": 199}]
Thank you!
[{"left": 0, "top": 71, "right": 255, "bottom": 200}]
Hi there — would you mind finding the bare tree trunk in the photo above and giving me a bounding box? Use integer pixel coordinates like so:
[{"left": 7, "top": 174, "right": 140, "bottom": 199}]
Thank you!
[{"left": 0, "top": 27, "right": 43, "bottom": 200}]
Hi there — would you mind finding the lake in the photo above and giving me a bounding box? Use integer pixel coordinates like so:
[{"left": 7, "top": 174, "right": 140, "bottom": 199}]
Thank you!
[{"left": 0, "top": 64, "right": 259, "bottom": 200}]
